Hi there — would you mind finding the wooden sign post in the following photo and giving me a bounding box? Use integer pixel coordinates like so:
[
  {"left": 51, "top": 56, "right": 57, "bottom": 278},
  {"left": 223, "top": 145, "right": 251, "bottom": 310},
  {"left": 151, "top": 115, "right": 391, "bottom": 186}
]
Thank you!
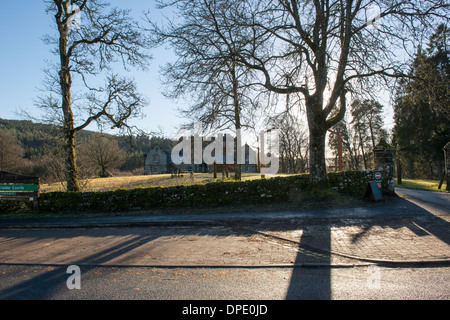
[{"left": 0, "top": 171, "right": 40, "bottom": 211}]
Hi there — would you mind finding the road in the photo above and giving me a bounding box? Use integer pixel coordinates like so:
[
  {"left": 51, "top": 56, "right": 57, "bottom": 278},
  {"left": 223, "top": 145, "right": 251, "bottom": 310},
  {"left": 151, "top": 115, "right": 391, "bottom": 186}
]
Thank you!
[
  {"left": 0, "top": 264, "right": 448, "bottom": 301},
  {"left": 0, "top": 187, "right": 448, "bottom": 302},
  {"left": 395, "top": 187, "right": 450, "bottom": 211}
]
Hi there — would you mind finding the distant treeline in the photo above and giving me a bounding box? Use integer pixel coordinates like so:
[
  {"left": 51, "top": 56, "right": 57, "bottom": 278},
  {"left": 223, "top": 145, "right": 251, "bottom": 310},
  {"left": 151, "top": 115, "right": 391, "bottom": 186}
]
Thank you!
[{"left": 0, "top": 118, "right": 174, "bottom": 182}]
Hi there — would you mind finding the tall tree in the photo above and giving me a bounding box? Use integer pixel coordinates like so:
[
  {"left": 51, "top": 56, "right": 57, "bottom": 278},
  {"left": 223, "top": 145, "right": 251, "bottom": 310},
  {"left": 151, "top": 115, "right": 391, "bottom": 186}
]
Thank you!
[
  {"left": 148, "top": 0, "right": 263, "bottom": 180},
  {"left": 350, "top": 99, "right": 386, "bottom": 169},
  {"left": 328, "top": 118, "right": 358, "bottom": 171},
  {"left": 225, "top": 0, "right": 448, "bottom": 185},
  {"left": 40, "top": 0, "right": 151, "bottom": 191},
  {"left": 394, "top": 24, "right": 450, "bottom": 179},
  {"left": 422, "top": 24, "right": 450, "bottom": 118},
  {"left": 268, "top": 90, "right": 309, "bottom": 174},
  {"left": 275, "top": 113, "right": 310, "bottom": 174},
  {"left": 351, "top": 99, "right": 384, "bottom": 150}
]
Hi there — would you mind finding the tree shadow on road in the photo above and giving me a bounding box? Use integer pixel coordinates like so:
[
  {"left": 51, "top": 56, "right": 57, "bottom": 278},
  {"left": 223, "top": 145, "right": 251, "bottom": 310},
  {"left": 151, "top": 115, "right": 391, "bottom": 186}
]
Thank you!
[
  {"left": 0, "top": 196, "right": 448, "bottom": 300},
  {"left": 0, "top": 232, "right": 159, "bottom": 299},
  {"left": 283, "top": 196, "right": 449, "bottom": 300}
]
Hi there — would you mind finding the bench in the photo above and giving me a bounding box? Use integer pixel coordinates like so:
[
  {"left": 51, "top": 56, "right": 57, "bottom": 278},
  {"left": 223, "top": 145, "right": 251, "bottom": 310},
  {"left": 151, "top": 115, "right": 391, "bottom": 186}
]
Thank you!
[{"left": 0, "top": 171, "right": 40, "bottom": 211}]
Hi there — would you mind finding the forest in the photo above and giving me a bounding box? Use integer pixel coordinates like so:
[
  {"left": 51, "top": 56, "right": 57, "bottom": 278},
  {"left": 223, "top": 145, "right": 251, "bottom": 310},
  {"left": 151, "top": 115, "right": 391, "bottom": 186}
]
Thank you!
[
  {"left": 0, "top": 118, "right": 173, "bottom": 183},
  {"left": 393, "top": 24, "right": 449, "bottom": 181}
]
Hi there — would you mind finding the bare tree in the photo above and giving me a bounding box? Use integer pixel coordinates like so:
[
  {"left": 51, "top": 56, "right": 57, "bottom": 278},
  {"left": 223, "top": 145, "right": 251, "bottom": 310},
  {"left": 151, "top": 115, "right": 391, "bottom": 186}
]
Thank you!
[
  {"left": 276, "top": 113, "right": 310, "bottom": 174},
  {"left": 39, "top": 0, "right": 151, "bottom": 191},
  {"left": 148, "top": 0, "right": 264, "bottom": 180},
  {"left": 0, "top": 129, "right": 25, "bottom": 172},
  {"left": 79, "top": 136, "right": 126, "bottom": 178},
  {"left": 224, "top": 0, "right": 449, "bottom": 185},
  {"left": 351, "top": 99, "right": 384, "bottom": 149},
  {"left": 268, "top": 91, "right": 309, "bottom": 174}
]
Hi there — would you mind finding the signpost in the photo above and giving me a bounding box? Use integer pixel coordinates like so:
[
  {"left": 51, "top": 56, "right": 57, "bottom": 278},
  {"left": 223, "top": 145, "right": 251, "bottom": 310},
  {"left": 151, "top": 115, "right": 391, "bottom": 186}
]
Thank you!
[
  {"left": 364, "top": 171, "right": 384, "bottom": 202},
  {"left": 374, "top": 171, "right": 383, "bottom": 190},
  {"left": 0, "top": 171, "right": 40, "bottom": 211},
  {"left": 374, "top": 171, "right": 382, "bottom": 181},
  {"left": 364, "top": 181, "right": 383, "bottom": 202},
  {"left": 0, "top": 184, "right": 39, "bottom": 192}
]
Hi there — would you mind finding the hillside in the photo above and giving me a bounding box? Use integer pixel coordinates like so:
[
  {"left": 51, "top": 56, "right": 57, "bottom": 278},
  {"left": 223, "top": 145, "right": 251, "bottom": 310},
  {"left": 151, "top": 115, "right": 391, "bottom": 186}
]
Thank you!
[
  {"left": 0, "top": 118, "right": 174, "bottom": 179},
  {"left": 0, "top": 118, "right": 104, "bottom": 158}
]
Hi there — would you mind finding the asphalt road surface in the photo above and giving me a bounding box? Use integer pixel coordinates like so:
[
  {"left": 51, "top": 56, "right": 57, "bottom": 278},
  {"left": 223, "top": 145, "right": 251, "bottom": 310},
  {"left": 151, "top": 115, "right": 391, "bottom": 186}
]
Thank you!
[
  {"left": 395, "top": 187, "right": 450, "bottom": 211},
  {"left": 0, "top": 264, "right": 448, "bottom": 301},
  {"left": 0, "top": 187, "right": 448, "bottom": 302}
]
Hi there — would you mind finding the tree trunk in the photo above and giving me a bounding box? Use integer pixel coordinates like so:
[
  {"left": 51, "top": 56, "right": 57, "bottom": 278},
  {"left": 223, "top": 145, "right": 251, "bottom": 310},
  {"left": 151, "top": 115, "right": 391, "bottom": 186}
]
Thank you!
[
  {"left": 408, "top": 158, "right": 414, "bottom": 179},
  {"left": 308, "top": 127, "right": 328, "bottom": 186},
  {"left": 61, "top": 73, "right": 80, "bottom": 192},
  {"left": 59, "top": 21, "right": 81, "bottom": 192},
  {"left": 306, "top": 91, "right": 339, "bottom": 186},
  {"left": 231, "top": 62, "right": 242, "bottom": 181},
  {"left": 437, "top": 159, "right": 442, "bottom": 181},
  {"left": 397, "top": 159, "right": 403, "bottom": 184},
  {"left": 358, "top": 129, "right": 367, "bottom": 170},
  {"left": 429, "top": 162, "right": 434, "bottom": 180},
  {"left": 369, "top": 120, "right": 376, "bottom": 149},
  {"left": 64, "top": 128, "right": 80, "bottom": 191},
  {"left": 101, "top": 165, "right": 107, "bottom": 178}
]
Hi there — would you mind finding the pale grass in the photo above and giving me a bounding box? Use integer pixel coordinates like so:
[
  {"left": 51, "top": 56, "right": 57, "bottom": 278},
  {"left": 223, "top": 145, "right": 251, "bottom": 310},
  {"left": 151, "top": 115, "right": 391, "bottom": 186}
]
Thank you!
[
  {"left": 395, "top": 178, "right": 448, "bottom": 193},
  {"left": 40, "top": 173, "right": 265, "bottom": 193}
]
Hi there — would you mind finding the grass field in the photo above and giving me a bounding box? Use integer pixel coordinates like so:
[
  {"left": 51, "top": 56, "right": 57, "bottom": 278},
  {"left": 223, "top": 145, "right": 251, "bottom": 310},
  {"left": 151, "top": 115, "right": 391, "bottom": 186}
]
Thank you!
[
  {"left": 40, "top": 173, "right": 265, "bottom": 193},
  {"left": 395, "top": 178, "right": 449, "bottom": 193},
  {"left": 40, "top": 175, "right": 449, "bottom": 194}
]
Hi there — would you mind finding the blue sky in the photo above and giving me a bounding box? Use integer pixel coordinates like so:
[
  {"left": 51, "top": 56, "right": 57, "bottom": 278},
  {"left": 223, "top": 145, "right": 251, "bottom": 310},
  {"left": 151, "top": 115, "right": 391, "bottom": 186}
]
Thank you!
[
  {"left": 0, "top": 0, "right": 182, "bottom": 135},
  {"left": 0, "top": 1, "right": 396, "bottom": 139}
]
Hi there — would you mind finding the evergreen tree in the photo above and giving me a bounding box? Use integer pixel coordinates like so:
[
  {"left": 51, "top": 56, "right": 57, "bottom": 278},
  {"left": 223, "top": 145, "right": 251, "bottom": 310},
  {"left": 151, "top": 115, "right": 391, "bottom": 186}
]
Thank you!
[{"left": 394, "top": 24, "right": 450, "bottom": 179}]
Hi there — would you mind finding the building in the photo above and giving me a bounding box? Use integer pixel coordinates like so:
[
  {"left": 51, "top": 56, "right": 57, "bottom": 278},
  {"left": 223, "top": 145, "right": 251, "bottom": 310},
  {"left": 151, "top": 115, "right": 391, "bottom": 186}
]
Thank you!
[
  {"left": 144, "top": 140, "right": 258, "bottom": 175},
  {"left": 143, "top": 145, "right": 170, "bottom": 175}
]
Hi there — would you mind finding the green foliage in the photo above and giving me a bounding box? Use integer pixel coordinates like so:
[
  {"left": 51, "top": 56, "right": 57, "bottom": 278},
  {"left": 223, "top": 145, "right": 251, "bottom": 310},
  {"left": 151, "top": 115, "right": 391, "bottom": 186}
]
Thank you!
[
  {"left": 0, "top": 118, "right": 63, "bottom": 158},
  {"left": 396, "top": 179, "right": 448, "bottom": 193},
  {"left": 393, "top": 25, "right": 450, "bottom": 179}
]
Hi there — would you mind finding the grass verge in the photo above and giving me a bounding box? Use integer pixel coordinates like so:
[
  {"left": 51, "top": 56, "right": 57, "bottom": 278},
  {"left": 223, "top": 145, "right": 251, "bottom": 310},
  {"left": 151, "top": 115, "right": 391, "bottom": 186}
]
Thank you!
[
  {"left": 40, "top": 173, "right": 263, "bottom": 193},
  {"left": 395, "top": 179, "right": 449, "bottom": 193}
]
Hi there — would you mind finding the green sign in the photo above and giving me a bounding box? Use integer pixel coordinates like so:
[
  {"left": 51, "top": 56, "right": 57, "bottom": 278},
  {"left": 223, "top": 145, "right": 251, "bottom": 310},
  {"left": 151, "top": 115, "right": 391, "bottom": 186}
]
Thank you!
[
  {"left": 0, "top": 184, "right": 38, "bottom": 192},
  {"left": 364, "top": 182, "right": 383, "bottom": 201}
]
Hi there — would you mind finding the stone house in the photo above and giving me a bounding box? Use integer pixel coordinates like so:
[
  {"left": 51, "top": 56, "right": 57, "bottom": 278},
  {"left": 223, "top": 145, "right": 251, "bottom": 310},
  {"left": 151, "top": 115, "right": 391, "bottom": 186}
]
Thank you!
[
  {"left": 143, "top": 145, "right": 170, "bottom": 175},
  {"left": 144, "top": 142, "right": 258, "bottom": 175}
]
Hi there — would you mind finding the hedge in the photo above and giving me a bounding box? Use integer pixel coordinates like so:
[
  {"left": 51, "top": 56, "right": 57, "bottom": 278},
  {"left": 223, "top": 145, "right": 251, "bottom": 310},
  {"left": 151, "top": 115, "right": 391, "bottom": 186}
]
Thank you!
[{"left": 29, "top": 170, "right": 388, "bottom": 214}]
